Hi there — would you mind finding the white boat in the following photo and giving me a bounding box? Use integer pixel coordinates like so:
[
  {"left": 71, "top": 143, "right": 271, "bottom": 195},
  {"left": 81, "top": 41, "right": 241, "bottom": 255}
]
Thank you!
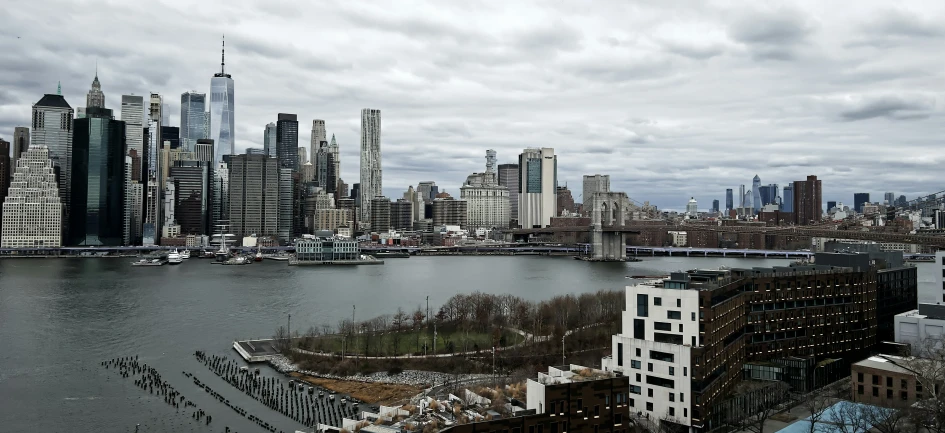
[
  {"left": 180, "top": 250, "right": 191, "bottom": 259},
  {"left": 167, "top": 249, "right": 183, "bottom": 265}
]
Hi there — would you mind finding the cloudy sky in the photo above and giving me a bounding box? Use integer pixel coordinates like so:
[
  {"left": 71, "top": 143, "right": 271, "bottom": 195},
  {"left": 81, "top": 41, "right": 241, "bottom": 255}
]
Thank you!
[{"left": 2, "top": 0, "right": 944, "bottom": 210}]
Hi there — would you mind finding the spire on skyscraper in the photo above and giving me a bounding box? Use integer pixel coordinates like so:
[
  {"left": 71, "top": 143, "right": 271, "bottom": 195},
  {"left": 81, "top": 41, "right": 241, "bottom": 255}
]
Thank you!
[
  {"left": 221, "top": 35, "right": 225, "bottom": 75},
  {"left": 330, "top": 134, "right": 336, "bottom": 146},
  {"left": 57, "top": 81, "right": 61, "bottom": 95}
]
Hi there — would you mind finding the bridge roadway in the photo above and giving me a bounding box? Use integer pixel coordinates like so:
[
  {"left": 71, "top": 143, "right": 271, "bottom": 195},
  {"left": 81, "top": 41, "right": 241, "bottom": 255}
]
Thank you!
[
  {"left": 0, "top": 245, "right": 934, "bottom": 260},
  {"left": 510, "top": 224, "right": 945, "bottom": 248}
]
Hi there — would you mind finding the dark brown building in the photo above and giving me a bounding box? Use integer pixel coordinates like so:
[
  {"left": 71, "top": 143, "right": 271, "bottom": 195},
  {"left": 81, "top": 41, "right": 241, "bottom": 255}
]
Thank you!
[
  {"left": 852, "top": 355, "right": 923, "bottom": 409},
  {"left": 442, "top": 365, "right": 631, "bottom": 433},
  {"left": 792, "top": 175, "right": 822, "bottom": 226},
  {"left": 556, "top": 186, "right": 576, "bottom": 216}
]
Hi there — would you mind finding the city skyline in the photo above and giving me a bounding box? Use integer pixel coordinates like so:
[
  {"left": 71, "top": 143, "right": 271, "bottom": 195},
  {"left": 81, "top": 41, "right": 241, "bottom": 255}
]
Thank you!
[{"left": 2, "top": 1, "right": 945, "bottom": 209}]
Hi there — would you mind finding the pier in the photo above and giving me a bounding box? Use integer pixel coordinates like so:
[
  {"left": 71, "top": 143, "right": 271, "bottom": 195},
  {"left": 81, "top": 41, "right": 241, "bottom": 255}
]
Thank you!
[{"left": 233, "top": 339, "right": 280, "bottom": 363}]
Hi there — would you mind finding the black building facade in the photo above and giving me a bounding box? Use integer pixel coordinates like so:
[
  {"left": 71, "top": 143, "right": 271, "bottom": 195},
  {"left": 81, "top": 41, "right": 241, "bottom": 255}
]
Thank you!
[
  {"left": 70, "top": 107, "right": 127, "bottom": 246},
  {"left": 276, "top": 113, "right": 299, "bottom": 172},
  {"left": 169, "top": 161, "right": 212, "bottom": 236}
]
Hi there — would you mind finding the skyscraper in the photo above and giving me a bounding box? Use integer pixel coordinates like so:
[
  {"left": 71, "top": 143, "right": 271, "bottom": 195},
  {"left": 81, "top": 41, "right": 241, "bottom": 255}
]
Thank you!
[
  {"left": 792, "top": 175, "right": 822, "bottom": 226},
  {"left": 328, "top": 134, "right": 340, "bottom": 194},
  {"left": 12, "top": 127, "right": 29, "bottom": 173},
  {"left": 854, "top": 193, "right": 870, "bottom": 213},
  {"left": 194, "top": 139, "right": 214, "bottom": 163},
  {"left": 725, "top": 188, "right": 733, "bottom": 211},
  {"left": 86, "top": 69, "right": 105, "bottom": 109},
  {"left": 120, "top": 95, "right": 145, "bottom": 177},
  {"left": 228, "top": 154, "right": 278, "bottom": 239},
  {"left": 263, "top": 123, "right": 277, "bottom": 158},
  {"left": 0, "top": 139, "right": 9, "bottom": 239},
  {"left": 0, "top": 145, "right": 63, "bottom": 248},
  {"left": 277, "top": 168, "right": 293, "bottom": 241},
  {"left": 781, "top": 185, "right": 794, "bottom": 213},
  {"left": 485, "top": 149, "right": 497, "bottom": 174},
  {"left": 827, "top": 201, "right": 837, "bottom": 212},
  {"left": 298, "top": 147, "right": 307, "bottom": 167},
  {"left": 311, "top": 119, "right": 325, "bottom": 165},
  {"left": 70, "top": 107, "right": 126, "bottom": 246},
  {"left": 738, "top": 184, "right": 746, "bottom": 208},
  {"left": 582, "top": 174, "right": 610, "bottom": 213},
  {"left": 31, "top": 92, "right": 74, "bottom": 218},
  {"left": 169, "top": 161, "right": 212, "bottom": 236},
  {"left": 359, "top": 108, "right": 382, "bottom": 226},
  {"left": 497, "top": 164, "right": 519, "bottom": 223},
  {"left": 209, "top": 37, "right": 235, "bottom": 163},
  {"left": 712, "top": 199, "right": 720, "bottom": 213},
  {"left": 461, "top": 171, "right": 510, "bottom": 230},
  {"left": 884, "top": 192, "right": 895, "bottom": 207},
  {"left": 276, "top": 114, "right": 299, "bottom": 171},
  {"left": 518, "top": 147, "right": 557, "bottom": 228},
  {"left": 180, "top": 91, "right": 208, "bottom": 151},
  {"left": 752, "top": 175, "right": 762, "bottom": 212}
]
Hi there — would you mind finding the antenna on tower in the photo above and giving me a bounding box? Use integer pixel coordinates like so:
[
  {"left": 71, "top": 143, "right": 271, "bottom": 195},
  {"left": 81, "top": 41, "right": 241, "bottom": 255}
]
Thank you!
[
  {"left": 57, "top": 81, "right": 61, "bottom": 95},
  {"left": 221, "top": 34, "right": 226, "bottom": 74}
]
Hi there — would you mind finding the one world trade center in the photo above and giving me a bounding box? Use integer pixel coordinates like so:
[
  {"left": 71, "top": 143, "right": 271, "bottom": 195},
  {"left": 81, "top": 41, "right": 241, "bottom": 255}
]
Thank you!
[{"left": 210, "top": 37, "right": 235, "bottom": 163}]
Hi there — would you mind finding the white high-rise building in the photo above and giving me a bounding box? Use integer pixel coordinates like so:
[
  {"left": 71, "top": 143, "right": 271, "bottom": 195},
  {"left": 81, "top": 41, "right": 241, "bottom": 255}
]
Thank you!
[
  {"left": 461, "top": 172, "right": 509, "bottom": 230},
  {"left": 686, "top": 197, "right": 698, "bottom": 217},
  {"left": 1, "top": 145, "right": 63, "bottom": 247},
  {"left": 211, "top": 162, "right": 229, "bottom": 226},
  {"left": 359, "top": 108, "right": 382, "bottom": 226},
  {"left": 298, "top": 147, "right": 307, "bottom": 167},
  {"left": 311, "top": 119, "right": 326, "bottom": 163},
  {"left": 582, "top": 174, "right": 610, "bottom": 213},
  {"left": 518, "top": 147, "right": 556, "bottom": 228},
  {"left": 120, "top": 95, "right": 144, "bottom": 171},
  {"left": 31, "top": 93, "right": 74, "bottom": 216},
  {"left": 210, "top": 38, "right": 235, "bottom": 163},
  {"left": 601, "top": 280, "right": 700, "bottom": 430},
  {"left": 278, "top": 168, "right": 293, "bottom": 242},
  {"left": 485, "top": 149, "right": 497, "bottom": 174}
]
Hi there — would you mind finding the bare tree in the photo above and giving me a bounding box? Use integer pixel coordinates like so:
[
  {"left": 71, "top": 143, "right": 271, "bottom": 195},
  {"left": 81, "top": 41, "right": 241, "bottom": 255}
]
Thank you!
[
  {"left": 273, "top": 325, "right": 290, "bottom": 353},
  {"left": 901, "top": 334, "right": 945, "bottom": 433},
  {"left": 800, "top": 380, "right": 846, "bottom": 433},
  {"left": 725, "top": 381, "right": 790, "bottom": 433},
  {"left": 822, "top": 401, "right": 870, "bottom": 433},
  {"left": 859, "top": 404, "right": 912, "bottom": 433}
]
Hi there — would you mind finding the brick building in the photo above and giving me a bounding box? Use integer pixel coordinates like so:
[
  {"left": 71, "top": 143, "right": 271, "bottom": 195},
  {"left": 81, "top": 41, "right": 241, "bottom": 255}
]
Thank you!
[
  {"left": 441, "top": 365, "right": 631, "bottom": 433},
  {"left": 851, "top": 355, "right": 923, "bottom": 409}
]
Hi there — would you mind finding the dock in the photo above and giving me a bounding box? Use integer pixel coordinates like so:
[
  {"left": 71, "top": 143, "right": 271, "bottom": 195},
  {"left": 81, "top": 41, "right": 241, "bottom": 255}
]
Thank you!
[
  {"left": 233, "top": 339, "right": 280, "bottom": 363},
  {"left": 288, "top": 257, "right": 385, "bottom": 266}
]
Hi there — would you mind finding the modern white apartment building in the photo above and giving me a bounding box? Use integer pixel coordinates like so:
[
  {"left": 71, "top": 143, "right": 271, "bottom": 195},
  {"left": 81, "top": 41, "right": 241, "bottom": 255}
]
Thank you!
[
  {"left": 1, "top": 146, "right": 63, "bottom": 248},
  {"left": 602, "top": 277, "right": 700, "bottom": 429},
  {"left": 895, "top": 303, "right": 945, "bottom": 346},
  {"left": 518, "top": 147, "right": 556, "bottom": 228}
]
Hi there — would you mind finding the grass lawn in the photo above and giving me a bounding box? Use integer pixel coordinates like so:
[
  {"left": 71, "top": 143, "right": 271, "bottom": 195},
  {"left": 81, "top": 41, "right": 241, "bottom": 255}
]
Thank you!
[{"left": 298, "top": 327, "right": 524, "bottom": 357}]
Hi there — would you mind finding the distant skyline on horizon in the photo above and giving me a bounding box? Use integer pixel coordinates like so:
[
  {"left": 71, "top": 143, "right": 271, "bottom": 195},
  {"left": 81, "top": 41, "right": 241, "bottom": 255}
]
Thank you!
[{"left": 3, "top": 0, "right": 944, "bottom": 210}]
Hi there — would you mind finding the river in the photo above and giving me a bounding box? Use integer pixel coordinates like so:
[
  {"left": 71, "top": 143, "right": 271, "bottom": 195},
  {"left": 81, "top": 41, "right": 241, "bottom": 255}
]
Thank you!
[{"left": 0, "top": 256, "right": 936, "bottom": 432}]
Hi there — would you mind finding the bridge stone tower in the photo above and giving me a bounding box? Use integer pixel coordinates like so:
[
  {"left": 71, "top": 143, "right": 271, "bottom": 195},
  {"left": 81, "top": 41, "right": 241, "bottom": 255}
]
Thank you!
[{"left": 589, "top": 192, "right": 633, "bottom": 261}]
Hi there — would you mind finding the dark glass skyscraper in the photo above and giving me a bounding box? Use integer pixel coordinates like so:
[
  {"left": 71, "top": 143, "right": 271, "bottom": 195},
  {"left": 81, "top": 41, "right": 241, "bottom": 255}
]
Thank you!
[
  {"left": 180, "top": 91, "right": 207, "bottom": 151},
  {"left": 169, "top": 161, "right": 212, "bottom": 236},
  {"left": 70, "top": 107, "right": 126, "bottom": 246},
  {"left": 854, "top": 193, "right": 870, "bottom": 213},
  {"left": 782, "top": 185, "right": 794, "bottom": 212},
  {"left": 725, "top": 188, "right": 733, "bottom": 211},
  {"left": 276, "top": 113, "right": 299, "bottom": 171}
]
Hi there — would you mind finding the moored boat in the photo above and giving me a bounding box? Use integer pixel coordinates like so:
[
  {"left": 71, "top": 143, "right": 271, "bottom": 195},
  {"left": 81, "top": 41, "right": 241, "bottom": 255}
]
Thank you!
[{"left": 167, "top": 249, "right": 183, "bottom": 265}]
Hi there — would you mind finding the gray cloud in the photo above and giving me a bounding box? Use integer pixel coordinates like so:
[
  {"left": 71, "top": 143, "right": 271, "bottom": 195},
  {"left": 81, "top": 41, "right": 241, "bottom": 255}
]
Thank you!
[
  {"left": 1, "top": 0, "right": 944, "bottom": 211},
  {"left": 837, "top": 94, "right": 936, "bottom": 121}
]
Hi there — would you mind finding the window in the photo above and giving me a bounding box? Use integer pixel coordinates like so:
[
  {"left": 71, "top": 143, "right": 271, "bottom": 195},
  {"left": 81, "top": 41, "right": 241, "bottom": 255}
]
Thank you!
[
  {"left": 692, "top": 336, "right": 697, "bottom": 346},
  {"left": 902, "top": 391, "right": 909, "bottom": 400},
  {"left": 887, "top": 377, "right": 893, "bottom": 387},
  {"left": 857, "top": 372, "right": 864, "bottom": 382},
  {"left": 669, "top": 367, "right": 675, "bottom": 376},
  {"left": 630, "top": 385, "right": 641, "bottom": 395},
  {"left": 617, "top": 343, "right": 623, "bottom": 366},
  {"left": 629, "top": 398, "right": 635, "bottom": 408},
  {"left": 648, "top": 363, "right": 653, "bottom": 372},
  {"left": 669, "top": 407, "right": 675, "bottom": 417},
  {"left": 887, "top": 389, "right": 893, "bottom": 399},
  {"left": 631, "top": 360, "right": 641, "bottom": 369},
  {"left": 676, "top": 299, "right": 681, "bottom": 307},
  {"left": 615, "top": 414, "right": 622, "bottom": 425},
  {"left": 654, "top": 322, "right": 672, "bottom": 331},
  {"left": 684, "top": 408, "right": 687, "bottom": 418},
  {"left": 654, "top": 297, "right": 662, "bottom": 306},
  {"left": 646, "top": 375, "right": 675, "bottom": 389},
  {"left": 857, "top": 385, "right": 863, "bottom": 395},
  {"left": 595, "top": 405, "right": 600, "bottom": 416},
  {"left": 650, "top": 350, "right": 674, "bottom": 362},
  {"left": 684, "top": 367, "right": 688, "bottom": 376},
  {"left": 669, "top": 393, "right": 675, "bottom": 402},
  {"left": 873, "top": 387, "right": 879, "bottom": 397},
  {"left": 577, "top": 399, "right": 583, "bottom": 410},
  {"left": 668, "top": 311, "right": 682, "bottom": 320},
  {"left": 680, "top": 393, "right": 684, "bottom": 403},
  {"left": 648, "top": 388, "right": 653, "bottom": 397},
  {"left": 917, "top": 383, "right": 923, "bottom": 392},
  {"left": 633, "top": 319, "right": 645, "bottom": 339},
  {"left": 678, "top": 324, "right": 683, "bottom": 332},
  {"left": 636, "top": 373, "right": 641, "bottom": 382},
  {"left": 872, "top": 375, "right": 879, "bottom": 385},
  {"left": 646, "top": 402, "right": 653, "bottom": 411},
  {"left": 691, "top": 312, "right": 696, "bottom": 321},
  {"left": 636, "top": 348, "right": 642, "bottom": 357},
  {"left": 637, "top": 294, "right": 649, "bottom": 317},
  {"left": 606, "top": 395, "right": 610, "bottom": 406},
  {"left": 902, "top": 379, "right": 908, "bottom": 389}
]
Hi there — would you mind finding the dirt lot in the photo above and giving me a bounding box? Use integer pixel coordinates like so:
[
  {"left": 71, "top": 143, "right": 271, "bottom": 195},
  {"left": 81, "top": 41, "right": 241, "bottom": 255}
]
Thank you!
[{"left": 290, "top": 372, "right": 424, "bottom": 405}]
